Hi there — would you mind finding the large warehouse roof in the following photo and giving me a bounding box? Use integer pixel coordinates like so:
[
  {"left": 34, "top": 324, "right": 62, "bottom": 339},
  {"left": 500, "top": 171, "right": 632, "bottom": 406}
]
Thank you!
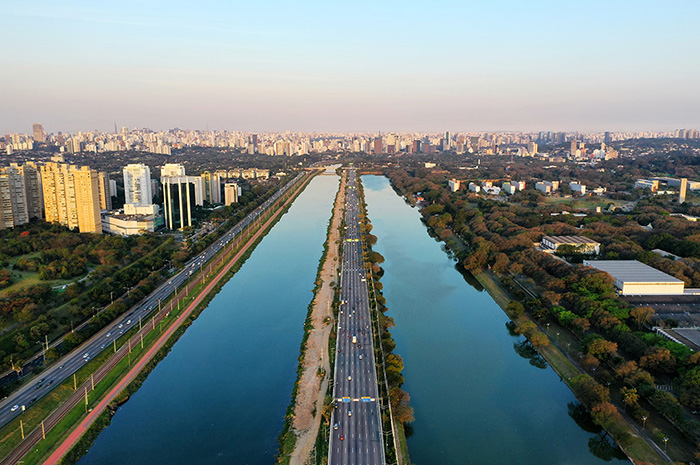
[{"left": 583, "top": 260, "right": 684, "bottom": 284}]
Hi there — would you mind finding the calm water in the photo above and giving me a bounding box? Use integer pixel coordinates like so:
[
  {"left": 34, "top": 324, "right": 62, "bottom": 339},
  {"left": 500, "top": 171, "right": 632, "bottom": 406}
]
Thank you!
[
  {"left": 79, "top": 174, "right": 339, "bottom": 465},
  {"left": 362, "top": 175, "right": 626, "bottom": 465}
]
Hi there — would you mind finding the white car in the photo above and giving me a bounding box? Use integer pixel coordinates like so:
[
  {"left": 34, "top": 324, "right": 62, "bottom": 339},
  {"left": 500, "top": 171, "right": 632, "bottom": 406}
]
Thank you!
[{"left": 10, "top": 405, "right": 19, "bottom": 412}]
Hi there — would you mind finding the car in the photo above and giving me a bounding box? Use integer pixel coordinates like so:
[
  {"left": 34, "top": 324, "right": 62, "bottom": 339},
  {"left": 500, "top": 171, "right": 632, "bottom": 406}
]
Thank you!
[
  {"left": 83, "top": 353, "right": 89, "bottom": 358},
  {"left": 84, "top": 357, "right": 90, "bottom": 362},
  {"left": 106, "top": 333, "right": 111, "bottom": 338},
  {"left": 359, "top": 355, "right": 363, "bottom": 360},
  {"left": 348, "top": 410, "right": 352, "bottom": 417},
  {"left": 127, "top": 320, "right": 131, "bottom": 325},
  {"left": 118, "top": 324, "right": 123, "bottom": 329},
  {"left": 348, "top": 376, "right": 352, "bottom": 381},
  {"left": 333, "top": 423, "right": 338, "bottom": 430},
  {"left": 339, "top": 434, "right": 344, "bottom": 441},
  {"left": 59, "top": 364, "right": 64, "bottom": 369},
  {"left": 11, "top": 405, "right": 19, "bottom": 412}
]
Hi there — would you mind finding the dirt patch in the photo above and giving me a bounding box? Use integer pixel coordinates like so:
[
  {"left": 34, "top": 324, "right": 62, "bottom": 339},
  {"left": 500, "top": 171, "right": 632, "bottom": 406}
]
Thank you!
[{"left": 289, "top": 173, "right": 346, "bottom": 465}]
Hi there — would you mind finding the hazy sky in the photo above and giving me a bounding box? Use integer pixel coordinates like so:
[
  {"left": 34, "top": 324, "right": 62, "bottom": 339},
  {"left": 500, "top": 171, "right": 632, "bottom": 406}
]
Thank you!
[{"left": 1, "top": 0, "right": 699, "bottom": 134}]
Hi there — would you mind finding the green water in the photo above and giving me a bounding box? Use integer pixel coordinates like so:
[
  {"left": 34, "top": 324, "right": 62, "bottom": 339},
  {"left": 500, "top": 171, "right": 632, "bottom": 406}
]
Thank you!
[{"left": 362, "top": 175, "right": 626, "bottom": 465}]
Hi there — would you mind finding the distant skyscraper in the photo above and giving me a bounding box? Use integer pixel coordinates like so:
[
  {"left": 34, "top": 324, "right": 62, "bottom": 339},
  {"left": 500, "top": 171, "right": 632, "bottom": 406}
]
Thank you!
[
  {"left": 445, "top": 131, "right": 451, "bottom": 150},
  {"left": 40, "top": 162, "right": 102, "bottom": 233},
  {"left": 373, "top": 138, "right": 383, "bottom": 155},
  {"left": 604, "top": 131, "right": 612, "bottom": 144},
  {"left": 123, "top": 164, "right": 153, "bottom": 207},
  {"left": 680, "top": 178, "right": 688, "bottom": 203},
  {"left": 32, "top": 123, "right": 45, "bottom": 143}
]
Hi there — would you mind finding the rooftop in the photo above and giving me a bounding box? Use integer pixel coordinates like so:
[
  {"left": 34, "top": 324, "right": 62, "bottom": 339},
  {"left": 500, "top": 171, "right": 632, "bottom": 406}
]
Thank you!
[{"left": 584, "top": 260, "right": 684, "bottom": 284}]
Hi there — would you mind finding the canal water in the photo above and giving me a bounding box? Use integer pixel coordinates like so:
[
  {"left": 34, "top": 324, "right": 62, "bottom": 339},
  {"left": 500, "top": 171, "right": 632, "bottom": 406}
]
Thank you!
[
  {"left": 78, "top": 174, "right": 339, "bottom": 465},
  {"left": 361, "top": 175, "right": 627, "bottom": 465}
]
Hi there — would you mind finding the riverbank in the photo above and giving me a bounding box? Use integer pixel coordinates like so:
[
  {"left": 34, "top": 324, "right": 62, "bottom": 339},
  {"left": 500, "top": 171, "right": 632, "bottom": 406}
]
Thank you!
[
  {"left": 3, "top": 172, "right": 317, "bottom": 465},
  {"left": 277, "top": 170, "right": 345, "bottom": 464},
  {"left": 473, "top": 269, "right": 669, "bottom": 465}
]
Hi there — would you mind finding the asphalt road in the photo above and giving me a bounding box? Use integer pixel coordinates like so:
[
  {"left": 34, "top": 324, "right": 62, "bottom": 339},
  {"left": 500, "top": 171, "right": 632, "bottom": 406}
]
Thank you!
[
  {"left": 0, "top": 173, "right": 305, "bottom": 429},
  {"left": 329, "top": 169, "right": 385, "bottom": 465}
]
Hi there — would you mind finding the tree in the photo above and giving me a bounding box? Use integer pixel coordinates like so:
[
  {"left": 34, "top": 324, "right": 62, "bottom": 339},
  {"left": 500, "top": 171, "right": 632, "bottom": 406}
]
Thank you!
[
  {"left": 529, "top": 331, "right": 549, "bottom": 348},
  {"left": 629, "top": 306, "right": 655, "bottom": 329},
  {"left": 680, "top": 366, "right": 700, "bottom": 410},
  {"left": 621, "top": 387, "right": 639, "bottom": 407},
  {"left": 506, "top": 301, "right": 525, "bottom": 316},
  {"left": 571, "top": 375, "right": 610, "bottom": 408},
  {"left": 587, "top": 338, "right": 618, "bottom": 360},
  {"left": 640, "top": 347, "right": 676, "bottom": 376}
]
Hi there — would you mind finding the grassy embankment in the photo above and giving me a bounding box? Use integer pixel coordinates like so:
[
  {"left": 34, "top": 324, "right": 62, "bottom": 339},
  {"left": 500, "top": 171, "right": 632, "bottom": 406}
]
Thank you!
[{"left": 0, "top": 173, "right": 315, "bottom": 465}]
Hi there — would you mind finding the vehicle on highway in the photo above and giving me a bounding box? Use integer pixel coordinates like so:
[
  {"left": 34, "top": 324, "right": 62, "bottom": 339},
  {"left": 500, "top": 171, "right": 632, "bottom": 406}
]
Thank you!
[
  {"left": 83, "top": 353, "right": 89, "bottom": 358},
  {"left": 359, "top": 354, "right": 363, "bottom": 360},
  {"left": 10, "top": 405, "right": 18, "bottom": 412},
  {"left": 340, "top": 434, "right": 344, "bottom": 441},
  {"left": 348, "top": 376, "right": 352, "bottom": 381},
  {"left": 352, "top": 335, "right": 357, "bottom": 344},
  {"left": 334, "top": 422, "right": 338, "bottom": 430},
  {"left": 348, "top": 410, "right": 352, "bottom": 417}
]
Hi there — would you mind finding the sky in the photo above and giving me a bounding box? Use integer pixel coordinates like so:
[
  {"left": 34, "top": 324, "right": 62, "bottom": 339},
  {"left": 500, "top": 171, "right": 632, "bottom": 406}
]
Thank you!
[{"left": 1, "top": 0, "right": 699, "bottom": 134}]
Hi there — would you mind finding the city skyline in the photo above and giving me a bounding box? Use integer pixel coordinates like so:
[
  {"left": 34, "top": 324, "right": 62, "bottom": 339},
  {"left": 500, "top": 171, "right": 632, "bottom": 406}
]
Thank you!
[{"left": 2, "top": 1, "right": 699, "bottom": 133}]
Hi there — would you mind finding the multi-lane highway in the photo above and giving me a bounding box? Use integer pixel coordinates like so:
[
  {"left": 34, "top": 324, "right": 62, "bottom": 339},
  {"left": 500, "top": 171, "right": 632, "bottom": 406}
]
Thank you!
[
  {"left": 329, "top": 169, "right": 385, "bottom": 465},
  {"left": 0, "top": 172, "right": 305, "bottom": 428}
]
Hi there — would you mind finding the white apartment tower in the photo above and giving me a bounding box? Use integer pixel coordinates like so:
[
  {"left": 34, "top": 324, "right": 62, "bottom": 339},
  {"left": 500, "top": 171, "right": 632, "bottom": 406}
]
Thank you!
[{"left": 123, "top": 164, "right": 153, "bottom": 206}]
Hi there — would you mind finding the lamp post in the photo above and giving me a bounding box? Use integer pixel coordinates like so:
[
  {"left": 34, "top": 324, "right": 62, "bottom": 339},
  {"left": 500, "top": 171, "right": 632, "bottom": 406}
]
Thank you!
[{"left": 663, "top": 437, "right": 668, "bottom": 453}]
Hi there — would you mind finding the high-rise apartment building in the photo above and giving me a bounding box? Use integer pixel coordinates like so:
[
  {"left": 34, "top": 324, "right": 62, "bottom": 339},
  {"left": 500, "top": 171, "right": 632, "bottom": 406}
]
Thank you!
[
  {"left": 123, "top": 164, "right": 153, "bottom": 206},
  {"left": 40, "top": 162, "right": 102, "bottom": 233},
  {"left": 680, "top": 178, "right": 688, "bottom": 203},
  {"left": 16, "top": 162, "right": 43, "bottom": 220},
  {"left": 0, "top": 166, "right": 28, "bottom": 229},
  {"left": 224, "top": 183, "right": 240, "bottom": 206},
  {"left": 32, "top": 123, "right": 45, "bottom": 143},
  {"left": 98, "top": 172, "right": 112, "bottom": 210}
]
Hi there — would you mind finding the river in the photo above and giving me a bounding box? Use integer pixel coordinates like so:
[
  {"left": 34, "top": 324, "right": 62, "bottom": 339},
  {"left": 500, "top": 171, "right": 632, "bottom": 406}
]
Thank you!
[
  {"left": 361, "top": 175, "right": 627, "bottom": 465},
  {"left": 78, "top": 174, "right": 339, "bottom": 465}
]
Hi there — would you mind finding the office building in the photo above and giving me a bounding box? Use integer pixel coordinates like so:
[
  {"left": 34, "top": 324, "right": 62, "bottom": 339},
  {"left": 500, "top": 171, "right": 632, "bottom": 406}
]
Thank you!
[
  {"left": 541, "top": 236, "right": 600, "bottom": 254},
  {"left": 40, "top": 162, "right": 102, "bottom": 233},
  {"left": 123, "top": 164, "right": 153, "bottom": 206},
  {"left": 161, "top": 175, "right": 204, "bottom": 229}
]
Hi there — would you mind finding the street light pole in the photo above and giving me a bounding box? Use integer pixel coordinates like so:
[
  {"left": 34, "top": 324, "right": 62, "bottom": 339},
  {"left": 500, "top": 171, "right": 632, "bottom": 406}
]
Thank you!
[{"left": 642, "top": 415, "right": 647, "bottom": 430}]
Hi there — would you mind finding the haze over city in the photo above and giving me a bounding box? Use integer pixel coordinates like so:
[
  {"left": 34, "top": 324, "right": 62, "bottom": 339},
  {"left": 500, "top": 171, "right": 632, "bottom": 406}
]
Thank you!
[{"left": 2, "top": 0, "right": 699, "bottom": 133}]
